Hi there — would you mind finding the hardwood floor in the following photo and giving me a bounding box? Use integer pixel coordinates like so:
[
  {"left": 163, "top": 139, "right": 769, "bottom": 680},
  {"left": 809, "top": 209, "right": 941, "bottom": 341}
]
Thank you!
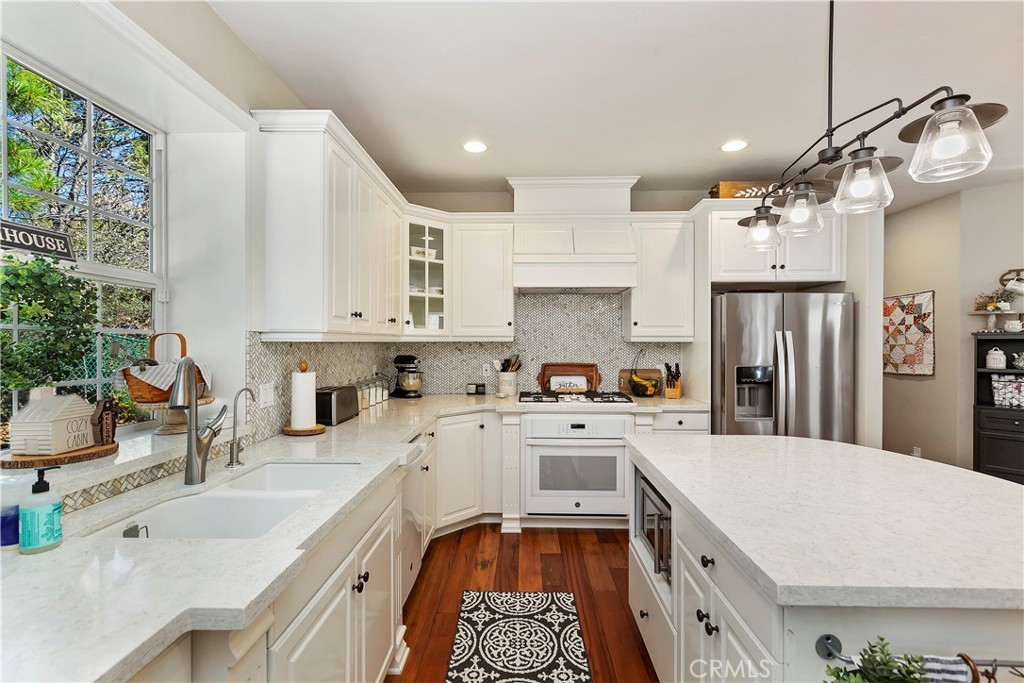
[{"left": 388, "top": 524, "right": 659, "bottom": 683}]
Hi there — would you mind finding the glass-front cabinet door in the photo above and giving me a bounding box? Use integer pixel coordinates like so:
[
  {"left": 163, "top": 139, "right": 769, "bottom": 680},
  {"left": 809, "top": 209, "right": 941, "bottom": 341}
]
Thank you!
[{"left": 405, "top": 219, "right": 449, "bottom": 336}]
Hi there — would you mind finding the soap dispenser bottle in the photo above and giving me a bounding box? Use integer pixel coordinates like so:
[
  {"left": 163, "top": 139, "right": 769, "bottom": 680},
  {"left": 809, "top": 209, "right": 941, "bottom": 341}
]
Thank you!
[{"left": 19, "top": 466, "right": 62, "bottom": 554}]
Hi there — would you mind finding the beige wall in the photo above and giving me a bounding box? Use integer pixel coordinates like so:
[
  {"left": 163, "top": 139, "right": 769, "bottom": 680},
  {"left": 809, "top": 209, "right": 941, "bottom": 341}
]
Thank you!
[
  {"left": 883, "top": 181, "right": 1024, "bottom": 469},
  {"left": 113, "top": 1, "right": 305, "bottom": 112}
]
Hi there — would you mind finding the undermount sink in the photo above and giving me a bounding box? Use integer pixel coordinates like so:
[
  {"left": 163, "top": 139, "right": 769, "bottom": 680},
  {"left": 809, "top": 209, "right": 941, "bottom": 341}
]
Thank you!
[
  {"left": 221, "top": 462, "right": 358, "bottom": 492},
  {"left": 91, "top": 463, "right": 359, "bottom": 539},
  {"left": 90, "top": 490, "right": 316, "bottom": 540}
]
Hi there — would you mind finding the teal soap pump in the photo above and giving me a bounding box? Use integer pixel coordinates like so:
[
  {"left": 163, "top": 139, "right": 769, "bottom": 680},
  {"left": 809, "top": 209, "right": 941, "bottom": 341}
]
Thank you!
[{"left": 19, "top": 466, "right": 62, "bottom": 554}]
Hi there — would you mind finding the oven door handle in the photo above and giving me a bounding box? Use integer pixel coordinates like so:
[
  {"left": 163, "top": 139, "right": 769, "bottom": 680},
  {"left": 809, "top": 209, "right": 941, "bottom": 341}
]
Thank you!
[
  {"left": 523, "top": 438, "right": 625, "bottom": 447},
  {"left": 653, "top": 511, "right": 664, "bottom": 575}
]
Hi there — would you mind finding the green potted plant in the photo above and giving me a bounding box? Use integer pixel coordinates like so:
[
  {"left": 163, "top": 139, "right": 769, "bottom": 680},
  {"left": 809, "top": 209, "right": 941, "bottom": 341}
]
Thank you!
[
  {"left": 824, "top": 637, "right": 926, "bottom": 683},
  {"left": 0, "top": 254, "right": 98, "bottom": 434},
  {"left": 992, "top": 287, "right": 1017, "bottom": 312}
]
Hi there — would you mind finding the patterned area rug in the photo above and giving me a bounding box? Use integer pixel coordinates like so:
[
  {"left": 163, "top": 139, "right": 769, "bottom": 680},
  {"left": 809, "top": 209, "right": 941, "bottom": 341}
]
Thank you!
[
  {"left": 883, "top": 290, "right": 935, "bottom": 375},
  {"left": 446, "top": 591, "right": 591, "bottom": 683}
]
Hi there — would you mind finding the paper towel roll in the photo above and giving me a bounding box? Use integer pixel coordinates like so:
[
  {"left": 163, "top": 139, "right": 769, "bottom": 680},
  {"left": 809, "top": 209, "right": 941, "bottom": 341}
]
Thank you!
[{"left": 291, "top": 371, "right": 316, "bottom": 429}]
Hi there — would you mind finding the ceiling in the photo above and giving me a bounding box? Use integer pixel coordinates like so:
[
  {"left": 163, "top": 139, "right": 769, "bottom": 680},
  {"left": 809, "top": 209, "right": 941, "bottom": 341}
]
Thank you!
[{"left": 210, "top": 1, "right": 1024, "bottom": 212}]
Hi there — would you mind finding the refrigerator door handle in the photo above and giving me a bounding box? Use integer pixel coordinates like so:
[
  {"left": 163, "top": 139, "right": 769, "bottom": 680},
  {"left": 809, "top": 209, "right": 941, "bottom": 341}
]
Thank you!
[
  {"left": 775, "top": 330, "right": 787, "bottom": 436},
  {"left": 785, "top": 330, "right": 797, "bottom": 436}
]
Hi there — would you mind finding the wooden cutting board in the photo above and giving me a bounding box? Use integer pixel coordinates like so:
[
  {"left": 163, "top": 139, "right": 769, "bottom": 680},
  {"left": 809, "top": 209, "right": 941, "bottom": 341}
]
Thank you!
[{"left": 618, "top": 369, "right": 664, "bottom": 393}]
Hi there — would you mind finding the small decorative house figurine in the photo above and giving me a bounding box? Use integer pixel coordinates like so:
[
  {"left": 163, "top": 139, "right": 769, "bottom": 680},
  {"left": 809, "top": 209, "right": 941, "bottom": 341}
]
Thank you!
[
  {"left": 90, "top": 399, "right": 117, "bottom": 446},
  {"left": 9, "top": 388, "right": 96, "bottom": 456}
]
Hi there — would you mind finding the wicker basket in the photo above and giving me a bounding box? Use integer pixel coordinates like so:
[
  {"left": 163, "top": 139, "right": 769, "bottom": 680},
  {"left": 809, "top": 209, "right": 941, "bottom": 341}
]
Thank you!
[
  {"left": 121, "top": 332, "right": 204, "bottom": 403},
  {"left": 992, "top": 375, "right": 1024, "bottom": 409}
]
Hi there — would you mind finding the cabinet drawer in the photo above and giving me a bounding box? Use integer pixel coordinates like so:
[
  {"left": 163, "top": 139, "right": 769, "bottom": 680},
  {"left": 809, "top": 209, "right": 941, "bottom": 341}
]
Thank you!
[
  {"left": 979, "top": 409, "right": 1024, "bottom": 434},
  {"left": 675, "top": 508, "right": 782, "bottom": 660},
  {"left": 653, "top": 411, "right": 710, "bottom": 432},
  {"left": 628, "top": 545, "right": 677, "bottom": 683}
]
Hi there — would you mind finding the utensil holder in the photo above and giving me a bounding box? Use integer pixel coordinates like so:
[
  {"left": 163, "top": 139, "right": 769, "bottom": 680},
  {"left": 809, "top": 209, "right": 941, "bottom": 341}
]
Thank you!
[{"left": 497, "top": 372, "right": 517, "bottom": 398}]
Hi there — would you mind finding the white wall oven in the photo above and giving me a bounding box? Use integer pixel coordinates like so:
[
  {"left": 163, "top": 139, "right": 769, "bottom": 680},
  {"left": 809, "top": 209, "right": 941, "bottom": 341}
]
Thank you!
[{"left": 522, "top": 414, "right": 632, "bottom": 516}]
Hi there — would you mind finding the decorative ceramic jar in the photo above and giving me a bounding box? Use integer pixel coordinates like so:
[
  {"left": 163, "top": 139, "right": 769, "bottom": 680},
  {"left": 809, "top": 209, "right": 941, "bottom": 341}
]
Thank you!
[{"left": 986, "top": 347, "right": 1007, "bottom": 369}]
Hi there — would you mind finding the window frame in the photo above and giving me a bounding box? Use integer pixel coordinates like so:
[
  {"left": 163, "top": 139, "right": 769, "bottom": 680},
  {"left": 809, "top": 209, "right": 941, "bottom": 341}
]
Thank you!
[{"left": 1, "top": 45, "right": 167, "bottom": 428}]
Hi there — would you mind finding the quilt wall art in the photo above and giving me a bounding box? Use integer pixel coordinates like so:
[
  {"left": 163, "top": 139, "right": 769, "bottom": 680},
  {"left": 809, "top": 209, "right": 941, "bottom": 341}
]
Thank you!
[{"left": 883, "top": 290, "right": 935, "bottom": 376}]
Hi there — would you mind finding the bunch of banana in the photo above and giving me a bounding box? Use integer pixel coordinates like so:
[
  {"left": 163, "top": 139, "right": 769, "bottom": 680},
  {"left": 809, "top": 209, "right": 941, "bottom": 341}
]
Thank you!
[{"left": 630, "top": 370, "right": 658, "bottom": 396}]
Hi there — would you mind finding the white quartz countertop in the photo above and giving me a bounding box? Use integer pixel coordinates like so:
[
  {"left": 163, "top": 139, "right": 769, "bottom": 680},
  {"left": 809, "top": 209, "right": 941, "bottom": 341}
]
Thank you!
[
  {"left": 626, "top": 434, "right": 1024, "bottom": 610},
  {"left": 2, "top": 394, "right": 707, "bottom": 682}
]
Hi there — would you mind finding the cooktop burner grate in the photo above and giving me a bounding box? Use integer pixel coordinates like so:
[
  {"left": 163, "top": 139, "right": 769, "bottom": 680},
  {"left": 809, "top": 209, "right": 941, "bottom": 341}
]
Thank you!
[{"left": 517, "top": 391, "right": 634, "bottom": 404}]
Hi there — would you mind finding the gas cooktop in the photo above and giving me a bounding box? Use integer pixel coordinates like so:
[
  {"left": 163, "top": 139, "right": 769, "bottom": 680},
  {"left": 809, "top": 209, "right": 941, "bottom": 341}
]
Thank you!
[{"left": 517, "top": 391, "right": 634, "bottom": 404}]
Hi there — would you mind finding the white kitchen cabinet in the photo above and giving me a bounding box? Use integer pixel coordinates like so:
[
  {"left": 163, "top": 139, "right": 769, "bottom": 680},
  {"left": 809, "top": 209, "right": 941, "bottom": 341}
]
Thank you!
[
  {"left": 404, "top": 219, "right": 450, "bottom": 336},
  {"left": 436, "top": 412, "right": 483, "bottom": 527},
  {"left": 628, "top": 543, "right": 677, "bottom": 683},
  {"left": 481, "top": 411, "right": 503, "bottom": 514},
  {"left": 254, "top": 110, "right": 402, "bottom": 341},
  {"left": 400, "top": 428, "right": 437, "bottom": 606},
  {"left": 678, "top": 541, "right": 712, "bottom": 683},
  {"left": 422, "top": 436, "right": 437, "bottom": 551},
  {"left": 268, "top": 555, "right": 356, "bottom": 683},
  {"left": 709, "top": 209, "right": 845, "bottom": 284},
  {"left": 623, "top": 221, "right": 695, "bottom": 341},
  {"left": 652, "top": 411, "right": 710, "bottom": 434},
  {"left": 451, "top": 224, "right": 514, "bottom": 339},
  {"left": 269, "top": 500, "right": 397, "bottom": 683}
]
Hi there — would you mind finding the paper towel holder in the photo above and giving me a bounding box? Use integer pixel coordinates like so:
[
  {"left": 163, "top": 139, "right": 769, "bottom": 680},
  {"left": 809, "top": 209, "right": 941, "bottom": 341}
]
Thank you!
[{"left": 283, "top": 360, "right": 327, "bottom": 436}]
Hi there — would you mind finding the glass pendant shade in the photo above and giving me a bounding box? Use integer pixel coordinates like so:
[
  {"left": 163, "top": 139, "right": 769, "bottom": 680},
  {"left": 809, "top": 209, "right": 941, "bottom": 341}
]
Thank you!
[
  {"left": 908, "top": 106, "right": 993, "bottom": 182},
  {"left": 833, "top": 158, "right": 894, "bottom": 214},
  {"left": 744, "top": 216, "right": 782, "bottom": 251},
  {"left": 777, "top": 190, "right": 824, "bottom": 236}
]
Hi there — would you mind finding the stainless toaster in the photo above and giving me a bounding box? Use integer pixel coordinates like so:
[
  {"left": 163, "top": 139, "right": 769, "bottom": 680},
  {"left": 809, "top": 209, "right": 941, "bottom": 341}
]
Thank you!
[{"left": 315, "top": 385, "right": 359, "bottom": 425}]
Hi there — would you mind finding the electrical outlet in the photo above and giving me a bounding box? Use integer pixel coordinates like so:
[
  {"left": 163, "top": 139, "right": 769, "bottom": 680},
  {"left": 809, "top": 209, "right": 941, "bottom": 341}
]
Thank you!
[
  {"left": 372, "top": 364, "right": 378, "bottom": 376},
  {"left": 482, "top": 362, "right": 492, "bottom": 378},
  {"left": 911, "top": 446, "right": 922, "bottom": 458},
  {"left": 259, "top": 382, "right": 276, "bottom": 408}
]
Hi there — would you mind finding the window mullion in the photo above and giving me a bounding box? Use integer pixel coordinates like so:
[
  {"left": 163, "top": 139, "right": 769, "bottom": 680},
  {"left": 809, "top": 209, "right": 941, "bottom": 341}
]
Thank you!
[{"left": 86, "top": 99, "right": 94, "bottom": 263}]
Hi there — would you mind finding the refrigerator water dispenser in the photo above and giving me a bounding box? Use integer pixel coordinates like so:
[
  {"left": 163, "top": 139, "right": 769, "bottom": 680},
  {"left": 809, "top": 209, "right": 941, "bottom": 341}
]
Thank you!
[{"left": 734, "top": 366, "right": 774, "bottom": 420}]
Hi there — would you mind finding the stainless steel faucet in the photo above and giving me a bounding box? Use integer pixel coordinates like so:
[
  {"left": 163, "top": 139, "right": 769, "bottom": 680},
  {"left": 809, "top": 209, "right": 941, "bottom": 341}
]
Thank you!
[
  {"left": 226, "top": 387, "right": 256, "bottom": 469},
  {"left": 169, "top": 357, "right": 228, "bottom": 485}
]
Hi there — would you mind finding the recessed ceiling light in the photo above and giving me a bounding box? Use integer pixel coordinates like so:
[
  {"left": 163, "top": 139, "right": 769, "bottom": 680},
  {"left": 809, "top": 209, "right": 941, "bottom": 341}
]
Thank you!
[
  {"left": 721, "top": 140, "right": 748, "bottom": 152},
  {"left": 463, "top": 140, "right": 487, "bottom": 153}
]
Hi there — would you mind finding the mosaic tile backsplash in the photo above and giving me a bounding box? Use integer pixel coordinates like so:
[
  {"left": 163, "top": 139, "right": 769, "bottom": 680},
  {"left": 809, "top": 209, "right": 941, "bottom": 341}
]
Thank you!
[{"left": 377, "top": 293, "right": 684, "bottom": 395}]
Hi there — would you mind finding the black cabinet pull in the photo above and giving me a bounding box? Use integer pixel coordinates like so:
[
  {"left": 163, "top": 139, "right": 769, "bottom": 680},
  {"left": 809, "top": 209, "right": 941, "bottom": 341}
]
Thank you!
[
  {"left": 639, "top": 610, "right": 649, "bottom": 619},
  {"left": 704, "top": 622, "right": 720, "bottom": 636},
  {"left": 353, "top": 581, "right": 364, "bottom": 593},
  {"left": 574, "top": 501, "right": 581, "bottom": 508},
  {"left": 701, "top": 555, "right": 715, "bottom": 568},
  {"left": 770, "top": 264, "right": 777, "bottom": 270},
  {"left": 388, "top": 317, "right": 397, "bottom": 323},
  {"left": 420, "top": 465, "right": 430, "bottom": 471},
  {"left": 633, "top": 321, "right": 638, "bottom": 326},
  {"left": 507, "top": 321, "right": 513, "bottom": 326},
  {"left": 428, "top": 432, "right": 435, "bottom": 437},
  {"left": 677, "top": 419, "right": 684, "bottom": 426},
  {"left": 696, "top": 609, "right": 709, "bottom": 623},
  {"left": 479, "top": 424, "right": 485, "bottom": 429},
  {"left": 359, "top": 571, "right": 370, "bottom": 582},
  {"left": 779, "top": 264, "right": 786, "bottom": 270},
  {"left": 405, "top": 320, "right": 411, "bottom": 325}
]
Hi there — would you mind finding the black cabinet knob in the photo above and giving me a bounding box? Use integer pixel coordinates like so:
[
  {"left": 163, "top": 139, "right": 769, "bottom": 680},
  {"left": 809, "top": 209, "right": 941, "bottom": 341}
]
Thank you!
[
  {"left": 696, "top": 609, "right": 709, "bottom": 623},
  {"left": 479, "top": 424, "right": 485, "bottom": 429},
  {"left": 700, "top": 555, "right": 715, "bottom": 568},
  {"left": 678, "top": 419, "right": 684, "bottom": 426},
  {"left": 633, "top": 321, "right": 638, "bottom": 326},
  {"left": 574, "top": 501, "right": 581, "bottom": 508},
  {"left": 779, "top": 264, "right": 786, "bottom": 270},
  {"left": 507, "top": 321, "right": 512, "bottom": 326},
  {"left": 388, "top": 317, "right": 397, "bottom": 323},
  {"left": 353, "top": 581, "right": 364, "bottom": 593},
  {"left": 428, "top": 432, "right": 435, "bottom": 437},
  {"left": 704, "top": 621, "right": 720, "bottom": 636},
  {"left": 770, "top": 264, "right": 777, "bottom": 270},
  {"left": 406, "top": 320, "right": 411, "bottom": 325},
  {"left": 420, "top": 465, "right": 429, "bottom": 472},
  {"left": 639, "top": 610, "right": 649, "bottom": 619},
  {"left": 358, "top": 571, "right": 370, "bottom": 583}
]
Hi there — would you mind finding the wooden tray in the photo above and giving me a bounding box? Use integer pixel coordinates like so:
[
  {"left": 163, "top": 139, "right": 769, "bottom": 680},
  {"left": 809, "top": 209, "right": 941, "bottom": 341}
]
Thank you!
[
  {"left": 536, "top": 363, "right": 601, "bottom": 393},
  {"left": 2, "top": 442, "right": 119, "bottom": 469},
  {"left": 282, "top": 424, "right": 326, "bottom": 437}
]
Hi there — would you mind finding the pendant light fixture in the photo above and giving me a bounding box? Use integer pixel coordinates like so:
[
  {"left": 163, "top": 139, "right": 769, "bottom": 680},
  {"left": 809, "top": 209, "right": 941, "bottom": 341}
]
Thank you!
[
  {"left": 738, "top": 206, "right": 782, "bottom": 251},
  {"left": 773, "top": 180, "right": 831, "bottom": 235},
  {"left": 738, "top": 1, "right": 1007, "bottom": 249}
]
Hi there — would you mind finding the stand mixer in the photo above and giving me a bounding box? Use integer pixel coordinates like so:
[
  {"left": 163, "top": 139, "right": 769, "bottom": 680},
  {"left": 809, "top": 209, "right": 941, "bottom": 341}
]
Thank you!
[{"left": 390, "top": 355, "right": 423, "bottom": 399}]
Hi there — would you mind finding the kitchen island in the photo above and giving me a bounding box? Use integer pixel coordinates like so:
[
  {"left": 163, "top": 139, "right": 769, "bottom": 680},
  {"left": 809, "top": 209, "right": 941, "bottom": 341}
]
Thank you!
[{"left": 625, "top": 434, "right": 1024, "bottom": 682}]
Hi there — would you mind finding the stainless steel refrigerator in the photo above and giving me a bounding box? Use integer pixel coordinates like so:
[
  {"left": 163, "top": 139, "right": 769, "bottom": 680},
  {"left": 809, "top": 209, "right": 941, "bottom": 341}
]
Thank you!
[{"left": 712, "top": 292, "right": 854, "bottom": 442}]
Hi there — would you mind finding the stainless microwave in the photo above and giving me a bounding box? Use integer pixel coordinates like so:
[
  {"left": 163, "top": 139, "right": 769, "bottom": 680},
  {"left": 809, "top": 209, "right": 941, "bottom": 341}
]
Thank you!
[{"left": 635, "top": 471, "right": 672, "bottom": 584}]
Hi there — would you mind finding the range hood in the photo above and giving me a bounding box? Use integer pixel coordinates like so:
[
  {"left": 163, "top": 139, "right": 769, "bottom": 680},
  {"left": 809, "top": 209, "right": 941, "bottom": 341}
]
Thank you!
[
  {"left": 508, "top": 177, "right": 639, "bottom": 293},
  {"left": 513, "top": 223, "right": 637, "bottom": 293}
]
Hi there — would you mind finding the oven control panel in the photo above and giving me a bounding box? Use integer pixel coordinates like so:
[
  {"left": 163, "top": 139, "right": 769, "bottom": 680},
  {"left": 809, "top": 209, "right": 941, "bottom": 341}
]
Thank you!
[{"left": 523, "top": 414, "right": 633, "bottom": 440}]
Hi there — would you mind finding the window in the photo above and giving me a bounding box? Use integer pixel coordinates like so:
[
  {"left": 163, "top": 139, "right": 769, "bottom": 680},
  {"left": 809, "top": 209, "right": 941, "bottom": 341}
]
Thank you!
[{"left": 1, "top": 53, "right": 165, "bottom": 434}]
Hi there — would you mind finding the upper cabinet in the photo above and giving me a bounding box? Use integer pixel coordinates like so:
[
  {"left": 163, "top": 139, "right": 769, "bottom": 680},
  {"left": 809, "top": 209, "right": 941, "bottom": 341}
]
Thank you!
[
  {"left": 709, "top": 209, "right": 845, "bottom": 284},
  {"left": 623, "top": 221, "right": 695, "bottom": 341},
  {"left": 403, "top": 219, "right": 450, "bottom": 336},
  {"left": 452, "top": 224, "right": 514, "bottom": 339},
  {"left": 254, "top": 111, "right": 402, "bottom": 341}
]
